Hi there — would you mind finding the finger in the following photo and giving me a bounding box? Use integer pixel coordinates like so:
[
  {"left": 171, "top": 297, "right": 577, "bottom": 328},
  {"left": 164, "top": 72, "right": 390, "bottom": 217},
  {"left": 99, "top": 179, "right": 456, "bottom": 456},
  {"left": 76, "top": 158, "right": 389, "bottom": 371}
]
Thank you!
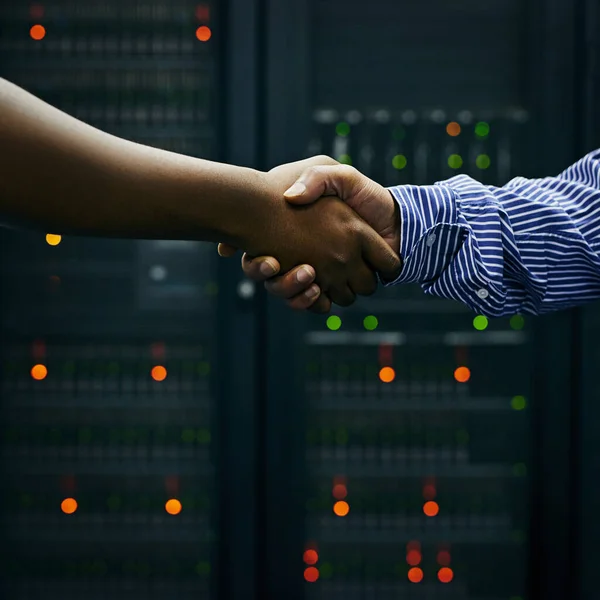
[
  {"left": 285, "top": 285, "right": 322, "bottom": 310},
  {"left": 283, "top": 164, "right": 361, "bottom": 205},
  {"left": 308, "top": 293, "right": 332, "bottom": 314},
  {"left": 348, "top": 263, "right": 378, "bottom": 297},
  {"left": 241, "top": 254, "right": 281, "bottom": 281},
  {"left": 328, "top": 284, "right": 357, "bottom": 308},
  {"left": 359, "top": 225, "right": 403, "bottom": 280},
  {"left": 217, "top": 243, "right": 237, "bottom": 257},
  {"left": 264, "top": 265, "right": 316, "bottom": 298}
]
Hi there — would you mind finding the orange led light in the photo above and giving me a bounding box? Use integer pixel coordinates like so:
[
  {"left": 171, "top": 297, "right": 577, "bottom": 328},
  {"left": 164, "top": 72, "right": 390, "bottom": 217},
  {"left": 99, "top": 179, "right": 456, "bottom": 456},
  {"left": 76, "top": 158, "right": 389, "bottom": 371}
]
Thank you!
[
  {"left": 196, "top": 25, "right": 212, "bottom": 41},
  {"left": 454, "top": 366, "right": 471, "bottom": 383},
  {"left": 31, "top": 364, "right": 47, "bottom": 380},
  {"left": 423, "top": 501, "right": 439, "bottom": 517},
  {"left": 446, "top": 122, "right": 461, "bottom": 137},
  {"left": 46, "top": 233, "right": 61, "bottom": 246},
  {"left": 165, "top": 498, "right": 182, "bottom": 515},
  {"left": 61, "top": 497, "right": 77, "bottom": 514},
  {"left": 438, "top": 567, "right": 454, "bottom": 583},
  {"left": 303, "top": 549, "right": 318, "bottom": 565},
  {"left": 304, "top": 566, "right": 319, "bottom": 582},
  {"left": 332, "top": 483, "right": 347, "bottom": 500},
  {"left": 333, "top": 500, "right": 350, "bottom": 517},
  {"left": 406, "top": 549, "right": 422, "bottom": 566},
  {"left": 379, "top": 366, "right": 395, "bottom": 383},
  {"left": 437, "top": 550, "right": 451, "bottom": 566},
  {"left": 151, "top": 365, "right": 167, "bottom": 381},
  {"left": 30, "top": 24, "right": 46, "bottom": 40},
  {"left": 408, "top": 567, "right": 423, "bottom": 583}
]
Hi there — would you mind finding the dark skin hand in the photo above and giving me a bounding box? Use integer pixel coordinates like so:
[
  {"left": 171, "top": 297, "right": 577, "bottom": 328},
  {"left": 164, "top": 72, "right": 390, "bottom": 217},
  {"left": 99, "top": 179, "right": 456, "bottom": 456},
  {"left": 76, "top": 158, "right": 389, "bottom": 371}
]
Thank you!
[
  {"left": 0, "top": 79, "right": 401, "bottom": 301},
  {"left": 218, "top": 163, "right": 401, "bottom": 312}
]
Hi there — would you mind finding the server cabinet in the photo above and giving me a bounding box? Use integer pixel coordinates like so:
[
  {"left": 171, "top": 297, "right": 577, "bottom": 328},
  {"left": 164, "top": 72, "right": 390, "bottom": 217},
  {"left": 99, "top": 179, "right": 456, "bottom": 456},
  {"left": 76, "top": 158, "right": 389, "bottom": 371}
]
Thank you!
[
  {"left": 263, "top": 1, "right": 579, "bottom": 599},
  {"left": 0, "top": 2, "right": 225, "bottom": 599}
]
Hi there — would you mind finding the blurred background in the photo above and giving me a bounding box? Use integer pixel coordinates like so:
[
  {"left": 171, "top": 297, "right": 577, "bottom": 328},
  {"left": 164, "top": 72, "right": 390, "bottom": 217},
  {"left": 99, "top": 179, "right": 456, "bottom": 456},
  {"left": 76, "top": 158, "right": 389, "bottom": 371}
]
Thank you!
[{"left": 0, "top": 1, "right": 599, "bottom": 599}]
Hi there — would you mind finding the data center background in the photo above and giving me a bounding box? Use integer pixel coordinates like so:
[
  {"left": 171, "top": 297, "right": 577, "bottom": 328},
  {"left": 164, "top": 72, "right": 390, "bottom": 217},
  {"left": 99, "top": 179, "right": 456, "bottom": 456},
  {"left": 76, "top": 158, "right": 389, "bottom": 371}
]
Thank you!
[{"left": 0, "top": 1, "right": 598, "bottom": 600}]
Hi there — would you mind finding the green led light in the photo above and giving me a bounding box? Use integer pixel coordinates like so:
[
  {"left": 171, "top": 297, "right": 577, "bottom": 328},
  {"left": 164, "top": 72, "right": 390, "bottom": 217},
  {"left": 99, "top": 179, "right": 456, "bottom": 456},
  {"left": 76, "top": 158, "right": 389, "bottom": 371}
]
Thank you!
[
  {"left": 476, "top": 154, "right": 491, "bottom": 169},
  {"left": 475, "top": 122, "right": 490, "bottom": 138},
  {"left": 363, "top": 315, "right": 379, "bottom": 330},
  {"left": 448, "top": 154, "right": 463, "bottom": 169},
  {"left": 511, "top": 395, "right": 527, "bottom": 411},
  {"left": 181, "top": 428, "right": 195, "bottom": 443},
  {"left": 456, "top": 429, "right": 470, "bottom": 444},
  {"left": 473, "top": 315, "right": 488, "bottom": 331},
  {"left": 336, "top": 122, "right": 350, "bottom": 137},
  {"left": 327, "top": 315, "right": 342, "bottom": 331},
  {"left": 392, "top": 154, "right": 407, "bottom": 170},
  {"left": 197, "top": 428, "right": 211, "bottom": 444},
  {"left": 513, "top": 463, "right": 527, "bottom": 477},
  {"left": 393, "top": 126, "right": 406, "bottom": 141},
  {"left": 510, "top": 314, "right": 525, "bottom": 330},
  {"left": 107, "top": 494, "right": 121, "bottom": 511},
  {"left": 338, "top": 154, "right": 352, "bottom": 165}
]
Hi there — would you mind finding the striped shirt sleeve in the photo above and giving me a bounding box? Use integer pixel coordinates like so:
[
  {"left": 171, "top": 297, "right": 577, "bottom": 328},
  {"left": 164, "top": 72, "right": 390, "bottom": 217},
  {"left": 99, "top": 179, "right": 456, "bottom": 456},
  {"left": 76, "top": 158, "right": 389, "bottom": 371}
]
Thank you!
[{"left": 385, "top": 149, "right": 600, "bottom": 317}]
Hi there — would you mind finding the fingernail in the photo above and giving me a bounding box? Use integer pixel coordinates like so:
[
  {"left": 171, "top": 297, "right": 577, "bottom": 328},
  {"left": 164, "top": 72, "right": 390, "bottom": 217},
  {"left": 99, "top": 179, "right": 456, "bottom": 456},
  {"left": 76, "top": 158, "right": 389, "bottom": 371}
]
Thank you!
[
  {"left": 297, "top": 267, "right": 314, "bottom": 283},
  {"left": 284, "top": 182, "right": 307, "bottom": 197},
  {"left": 305, "top": 285, "right": 320, "bottom": 299},
  {"left": 260, "top": 260, "right": 277, "bottom": 276}
]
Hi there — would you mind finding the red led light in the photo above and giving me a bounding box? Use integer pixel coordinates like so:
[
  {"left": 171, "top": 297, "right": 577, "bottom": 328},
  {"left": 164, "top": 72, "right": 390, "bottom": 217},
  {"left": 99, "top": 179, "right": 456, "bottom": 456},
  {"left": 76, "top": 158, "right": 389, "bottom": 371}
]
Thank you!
[
  {"left": 438, "top": 567, "right": 454, "bottom": 583},
  {"left": 30, "top": 4, "right": 45, "bottom": 19},
  {"left": 423, "top": 501, "right": 439, "bottom": 517},
  {"left": 332, "top": 483, "right": 347, "bottom": 499},
  {"left": 408, "top": 567, "right": 423, "bottom": 583},
  {"left": 196, "top": 26, "right": 212, "bottom": 42},
  {"left": 195, "top": 4, "right": 210, "bottom": 21},
  {"left": 406, "top": 549, "right": 422, "bottom": 566},
  {"left": 32, "top": 339, "right": 46, "bottom": 359},
  {"left": 446, "top": 122, "right": 461, "bottom": 137},
  {"left": 423, "top": 483, "right": 436, "bottom": 500},
  {"left": 30, "top": 24, "right": 46, "bottom": 40},
  {"left": 303, "top": 549, "right": 318, "bottom": 565},
  {"left": 437, "top": 550, "right": 451, "bottom": 566},
  {"left": 304, "top": 567, "right": 319, "bottom": 582}
]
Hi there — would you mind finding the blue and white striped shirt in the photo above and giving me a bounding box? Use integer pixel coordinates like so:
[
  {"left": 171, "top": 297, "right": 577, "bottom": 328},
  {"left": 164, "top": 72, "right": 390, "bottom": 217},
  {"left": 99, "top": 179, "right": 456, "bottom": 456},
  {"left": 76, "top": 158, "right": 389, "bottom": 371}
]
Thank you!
[{"left": 386, "top": 150, "right": 600, "bottom": 317}]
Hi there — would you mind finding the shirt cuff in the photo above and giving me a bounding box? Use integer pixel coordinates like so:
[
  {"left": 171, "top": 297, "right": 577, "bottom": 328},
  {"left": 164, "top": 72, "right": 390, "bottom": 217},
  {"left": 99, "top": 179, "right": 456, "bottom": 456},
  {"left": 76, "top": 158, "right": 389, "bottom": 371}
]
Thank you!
[{"left": 383, "top": 183, "right": 462, "bottom": 286}]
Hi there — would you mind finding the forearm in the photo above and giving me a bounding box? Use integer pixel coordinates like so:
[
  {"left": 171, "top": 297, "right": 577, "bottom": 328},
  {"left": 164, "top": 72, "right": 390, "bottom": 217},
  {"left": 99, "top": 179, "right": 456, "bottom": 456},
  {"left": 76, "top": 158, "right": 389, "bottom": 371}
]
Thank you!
[
  {"left": 386, "top": 150, "right": 600, "bottom": 316},
  {"left": 0, "top": 78, "right": 267, "bottom": 244}
]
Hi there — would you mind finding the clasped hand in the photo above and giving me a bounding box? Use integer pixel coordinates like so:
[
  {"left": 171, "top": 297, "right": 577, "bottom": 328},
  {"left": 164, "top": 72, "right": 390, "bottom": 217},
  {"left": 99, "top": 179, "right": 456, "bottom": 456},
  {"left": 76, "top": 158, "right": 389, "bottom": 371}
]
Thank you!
[{"left": 219, "top": 156, "right": 401, "bottom": 312}]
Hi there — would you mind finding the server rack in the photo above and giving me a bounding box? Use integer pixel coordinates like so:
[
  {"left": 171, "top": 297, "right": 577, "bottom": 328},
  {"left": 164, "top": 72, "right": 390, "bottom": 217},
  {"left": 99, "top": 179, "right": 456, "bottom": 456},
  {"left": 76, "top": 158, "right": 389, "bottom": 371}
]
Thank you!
[
  {"left": 262, "top": 1, "right": 580, "bottom": 599},
  {"left": 0, "top": 2, "right": 224, "bottom": 599}
]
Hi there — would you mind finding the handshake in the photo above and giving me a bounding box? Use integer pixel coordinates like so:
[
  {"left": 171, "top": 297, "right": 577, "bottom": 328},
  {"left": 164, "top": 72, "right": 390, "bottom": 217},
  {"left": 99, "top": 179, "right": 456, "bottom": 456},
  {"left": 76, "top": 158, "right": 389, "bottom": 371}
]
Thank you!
[{"left": 217, "top": 156, "right": 402, "bottom": 313}]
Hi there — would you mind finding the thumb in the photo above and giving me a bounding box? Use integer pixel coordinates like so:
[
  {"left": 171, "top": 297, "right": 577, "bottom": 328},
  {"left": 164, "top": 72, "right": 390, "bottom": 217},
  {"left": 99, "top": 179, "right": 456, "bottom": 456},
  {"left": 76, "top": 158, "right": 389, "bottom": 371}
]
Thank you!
[
  {"left": 360, "top": 225, "right": 403, "bottom": 281},
  {"left": 283, "top": 165, "right": 361, "bottom": 205}
]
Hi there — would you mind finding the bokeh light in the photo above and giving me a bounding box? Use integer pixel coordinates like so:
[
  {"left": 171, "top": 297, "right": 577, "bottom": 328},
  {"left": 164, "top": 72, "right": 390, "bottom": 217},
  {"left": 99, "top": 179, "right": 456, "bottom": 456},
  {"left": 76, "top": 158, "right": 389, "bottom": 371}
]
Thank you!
[
  {"left": 476, "top": 154, "right": 491, "bottom": 169},
  {"left": 473, "top": 315, "right": 488, "bottom": 330},
  {"left": 61, "top": 497, "right": 78, "bottom": 514},
  {"left": 408, "top": 567, "right": 424, "bottom": 583},
  {"left": 326, "top": 315, "right": 342, "bottom": 331},
  {"left": 454, "top": 366, "right": 471, "bottom": 383},
  {"left": 304, "top": 567, "right": 319, "bottom": 582},
  {"left": 31, "top": 364, "right": 48, "bottom": 380},
  {"left": 196, "top": 26, "right": 212, "bottom": 41},
  {"left": 379, "top": 366, "right": 395, "bottom": 383},
  {"left": 363, "top": 315, "right": 379, "bottom": 330},
  {"left": 333, "top": 501, "right": 350, "bottom": 517},
  {"left": 30, "top": 24, "right": 46, "bottom": 40},
  {"left": 336, "top": 122, "right": 350, "bottom": 137},
  {"left": 165, "top": 499, "right": 182, "bottom": 515},
  {"left": 475, "top": 122, "right": 490, "bottom": 137},
  {"left": 511, "top": 395, "right": 527, "bottom": 411},
  {"left": 448, "top": 154, "right": 463, "bottom": 169},
  {"left": 438, "top": 567, "right": 454, "bottom": 583},
  {"left": 406, "top": 549, "right": 422, "bottom": 566},
  {"left": 392, "top": 154, "right": 407, "bottom": 170},
  {"left": 437, "top": 550, "right": 451, "bottom": 566},
  {"left": 446, "top": 122, "right": 461, "bottom": 136},
  {"left": 332, "top": 483, "right": 347, "bottom": 500},
  {"left": 510, "top": 314, "right": 525, "bottom": 330},
  {"left": 46, "top": 234, "right": 61, "bottom": 246},
  {"left": 303, "top": 549, "right": 318, "bottom": 565},
  {"left": 423, "top": 501, "right": 440, "bottom": 517},
  {"left": 423, "top": 483, "right": 436, "bottom": 500},
  {"left": 151, "top": 366, "right": 167, "bottom": 381}
]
